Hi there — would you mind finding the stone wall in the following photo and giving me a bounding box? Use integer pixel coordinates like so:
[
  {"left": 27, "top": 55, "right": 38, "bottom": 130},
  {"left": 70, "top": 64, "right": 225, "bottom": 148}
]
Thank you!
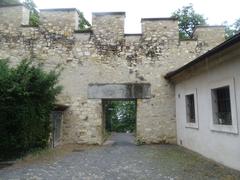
[
  {"left": 39, "top": 8, "right": 79, "bottom": 35},
  {"left": 92, "top": 12, "right": 125, "bottom": 43},
  {"left": 0, "top": 5, "right": 30, "bottom": 27},
  {"left": 0, "top": 4, "right": 226, "bottom": 145},
  {"left": 193, "top": 25, "right": 226, "bottom": 55}
]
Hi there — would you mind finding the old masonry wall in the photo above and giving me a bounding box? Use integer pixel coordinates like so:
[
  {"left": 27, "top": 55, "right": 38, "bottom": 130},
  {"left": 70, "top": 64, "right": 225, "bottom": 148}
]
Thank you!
[{"left": 0, "top": 4, "right": 225, "bottom": 144}]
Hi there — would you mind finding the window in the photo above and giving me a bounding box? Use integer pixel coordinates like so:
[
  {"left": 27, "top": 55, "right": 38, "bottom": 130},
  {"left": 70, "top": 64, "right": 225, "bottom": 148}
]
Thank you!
[
  {"left": 211, "top": 86, "right": 232, "bottom": 125},
  {"left": 185, "top": 94, "right": 196, "bottom": 123},
  {"left": 209, "top": 78, "right": 238, "bottom": 134},
  {"left": 184, "top": 89, "right": 199, "bottom": 129}
]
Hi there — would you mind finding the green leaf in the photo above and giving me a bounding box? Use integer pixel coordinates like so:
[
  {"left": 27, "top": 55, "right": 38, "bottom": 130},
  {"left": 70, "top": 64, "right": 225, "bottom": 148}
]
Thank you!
[
  {"left": 172, "top": 4, "right": 207, "bottom": 39},
  {"left": 0, "top": 59, "right": 62, "bottom": 160}
]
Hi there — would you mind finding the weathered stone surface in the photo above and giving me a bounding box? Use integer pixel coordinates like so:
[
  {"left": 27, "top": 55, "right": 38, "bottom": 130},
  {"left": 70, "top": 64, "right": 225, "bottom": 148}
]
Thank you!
[
  {"left": 88, "top": 83, "right": 151, "bottom": 99},
  {"left": 0, "top": 5, "right": 226, "bottom": 145}
]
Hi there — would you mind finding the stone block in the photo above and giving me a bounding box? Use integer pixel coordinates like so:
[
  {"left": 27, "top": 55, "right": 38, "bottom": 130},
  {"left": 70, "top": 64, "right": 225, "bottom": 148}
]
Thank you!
[{"left": 87, "top": 83, "right": 151, "bottom": 99}]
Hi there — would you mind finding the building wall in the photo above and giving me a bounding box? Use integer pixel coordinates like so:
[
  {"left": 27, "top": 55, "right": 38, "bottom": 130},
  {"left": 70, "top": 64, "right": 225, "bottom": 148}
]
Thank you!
[
  {"left": 0, "top": 5, "right": 225, "bottom": 145},
  {"left": 175, "top": 45, "right": 240, "bottom": 170}
]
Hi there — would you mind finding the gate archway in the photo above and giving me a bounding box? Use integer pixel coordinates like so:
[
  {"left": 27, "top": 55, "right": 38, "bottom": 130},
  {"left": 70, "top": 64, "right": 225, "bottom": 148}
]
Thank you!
[{"left": 88, "top": 83, "right": 151, "bottom": 142}]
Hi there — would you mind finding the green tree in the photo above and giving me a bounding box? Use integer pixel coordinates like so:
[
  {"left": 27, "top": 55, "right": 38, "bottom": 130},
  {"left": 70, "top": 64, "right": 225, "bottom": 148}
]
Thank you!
[
  {"left": 23, "top": 0, "right": 39, "bottom": 26},
  {"left": 224, "top": 18, "right": 240, "bottom": 39},
  {"left": 0, "top": 59, "right": 62, "bottom": 160},
  {"left": 172, "top": 4, "right": 207, "bottom": 39},
  {"left": 78, "top": 12, "right": 91, "bottom": 31}
]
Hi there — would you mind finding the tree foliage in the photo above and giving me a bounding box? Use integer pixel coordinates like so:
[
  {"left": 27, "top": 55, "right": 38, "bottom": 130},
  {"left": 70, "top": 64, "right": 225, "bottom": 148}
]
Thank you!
[
  {"left": 172, "top": 4, "right": 207, "bottom": 39},
  {"left": 224, "top": 18, "right": 240, "bottom": 39},
  {"left": 78, "top": 12, "right": 91, "bottom": 31},
  {"left": 104, "top": 101, "right": 136, "bottom": 133},
  {"left": 0, "top": 59, "right": 62, "bottom": 160},
  {"left": 23, "top": 0, "right": 39, "bottom": 26}
]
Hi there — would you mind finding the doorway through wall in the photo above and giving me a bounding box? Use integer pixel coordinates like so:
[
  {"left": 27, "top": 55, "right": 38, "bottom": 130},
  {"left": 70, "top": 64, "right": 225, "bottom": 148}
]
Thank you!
[{"left": 102, "top": 100, "right": 137, "bottom": 133}]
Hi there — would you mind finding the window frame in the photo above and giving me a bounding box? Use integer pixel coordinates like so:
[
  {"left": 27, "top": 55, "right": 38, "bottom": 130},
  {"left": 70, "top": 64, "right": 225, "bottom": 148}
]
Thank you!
[
  {"left": 209, "top": 78, "right": 238, "bottom": 134},
  {"left": 184, "top": 89, "right": 199, "bottom": 129}
]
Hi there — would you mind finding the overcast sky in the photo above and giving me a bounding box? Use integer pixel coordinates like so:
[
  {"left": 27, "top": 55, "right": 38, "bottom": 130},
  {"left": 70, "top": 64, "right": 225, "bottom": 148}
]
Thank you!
[{"left": 33, "top": 0, "right": 240, "bottom": 33}]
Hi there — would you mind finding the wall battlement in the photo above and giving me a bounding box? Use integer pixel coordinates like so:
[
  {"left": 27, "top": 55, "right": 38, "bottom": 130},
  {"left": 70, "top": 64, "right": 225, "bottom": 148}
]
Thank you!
[
  {"left": 193, "top": 25, "right": 226, "bottom": 49},
  {"left": 141, "top": 18, "right": 179, "bottom": 40},
  {"left": 39, "top": 8, "right": 80, "bottom": 34},
  {"left": 0, "top": 4, "right": 30, "bottom": 27},
  {"left": 0, "top": 5, "right": 225, "bottom": 45},
  {"left": 0, "top": 5, "right": 226, "bottom": 145}
]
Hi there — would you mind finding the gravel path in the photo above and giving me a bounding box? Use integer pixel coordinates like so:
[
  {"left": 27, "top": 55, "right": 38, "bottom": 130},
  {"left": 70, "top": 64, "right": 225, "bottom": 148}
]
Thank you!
[{"left": 0, "top": 133, "right": 240, "bottom": 180}]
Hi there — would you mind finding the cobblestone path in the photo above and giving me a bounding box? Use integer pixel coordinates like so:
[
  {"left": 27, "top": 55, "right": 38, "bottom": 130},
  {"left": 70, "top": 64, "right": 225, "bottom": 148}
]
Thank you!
[{"left": 0, "top": 133, "right": 240, "bottom": 180}]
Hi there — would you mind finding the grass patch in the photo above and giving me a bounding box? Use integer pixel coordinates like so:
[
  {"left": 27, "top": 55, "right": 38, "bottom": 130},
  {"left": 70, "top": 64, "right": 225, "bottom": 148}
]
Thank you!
[{"left": 9, "top": 144, "right": 97, "bottom": 169}]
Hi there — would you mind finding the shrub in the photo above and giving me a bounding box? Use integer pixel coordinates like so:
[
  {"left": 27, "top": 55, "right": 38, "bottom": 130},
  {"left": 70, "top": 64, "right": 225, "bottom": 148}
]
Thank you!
[{"left": 0, "top": 59, "right": 62, "bottom": 160}]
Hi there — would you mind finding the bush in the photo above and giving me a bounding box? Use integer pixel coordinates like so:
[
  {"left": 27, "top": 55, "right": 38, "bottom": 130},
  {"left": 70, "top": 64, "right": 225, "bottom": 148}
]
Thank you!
[{"left": 0, "top": 59, "right": 62, "bottom": 160}]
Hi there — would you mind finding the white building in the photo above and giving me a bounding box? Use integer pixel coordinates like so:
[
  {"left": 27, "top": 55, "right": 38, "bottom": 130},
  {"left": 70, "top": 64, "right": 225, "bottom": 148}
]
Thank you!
[{"left": 165, "top": 33, "right": 240, "bottom": 171}]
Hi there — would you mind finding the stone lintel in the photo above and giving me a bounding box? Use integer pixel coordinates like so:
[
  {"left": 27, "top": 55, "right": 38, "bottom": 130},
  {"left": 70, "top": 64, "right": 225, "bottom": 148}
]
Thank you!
[
  {"left": 88, "top": 83, "right": 151, "bottom": 99},
  {"left": 53, "top": 104, "right": 69, "bottom": 111}
]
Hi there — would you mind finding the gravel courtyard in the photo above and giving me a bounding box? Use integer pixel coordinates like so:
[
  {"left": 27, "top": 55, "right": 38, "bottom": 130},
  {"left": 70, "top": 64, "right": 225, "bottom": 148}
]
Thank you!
[{"left": 0, "top": 133, "right": 240, "bottom": 180}]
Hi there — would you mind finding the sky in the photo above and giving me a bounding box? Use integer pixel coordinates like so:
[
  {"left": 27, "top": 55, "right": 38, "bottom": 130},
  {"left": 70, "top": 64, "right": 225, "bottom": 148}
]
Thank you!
[{"left": 33, "top": 0, "right": 240, "bottom": 33}]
